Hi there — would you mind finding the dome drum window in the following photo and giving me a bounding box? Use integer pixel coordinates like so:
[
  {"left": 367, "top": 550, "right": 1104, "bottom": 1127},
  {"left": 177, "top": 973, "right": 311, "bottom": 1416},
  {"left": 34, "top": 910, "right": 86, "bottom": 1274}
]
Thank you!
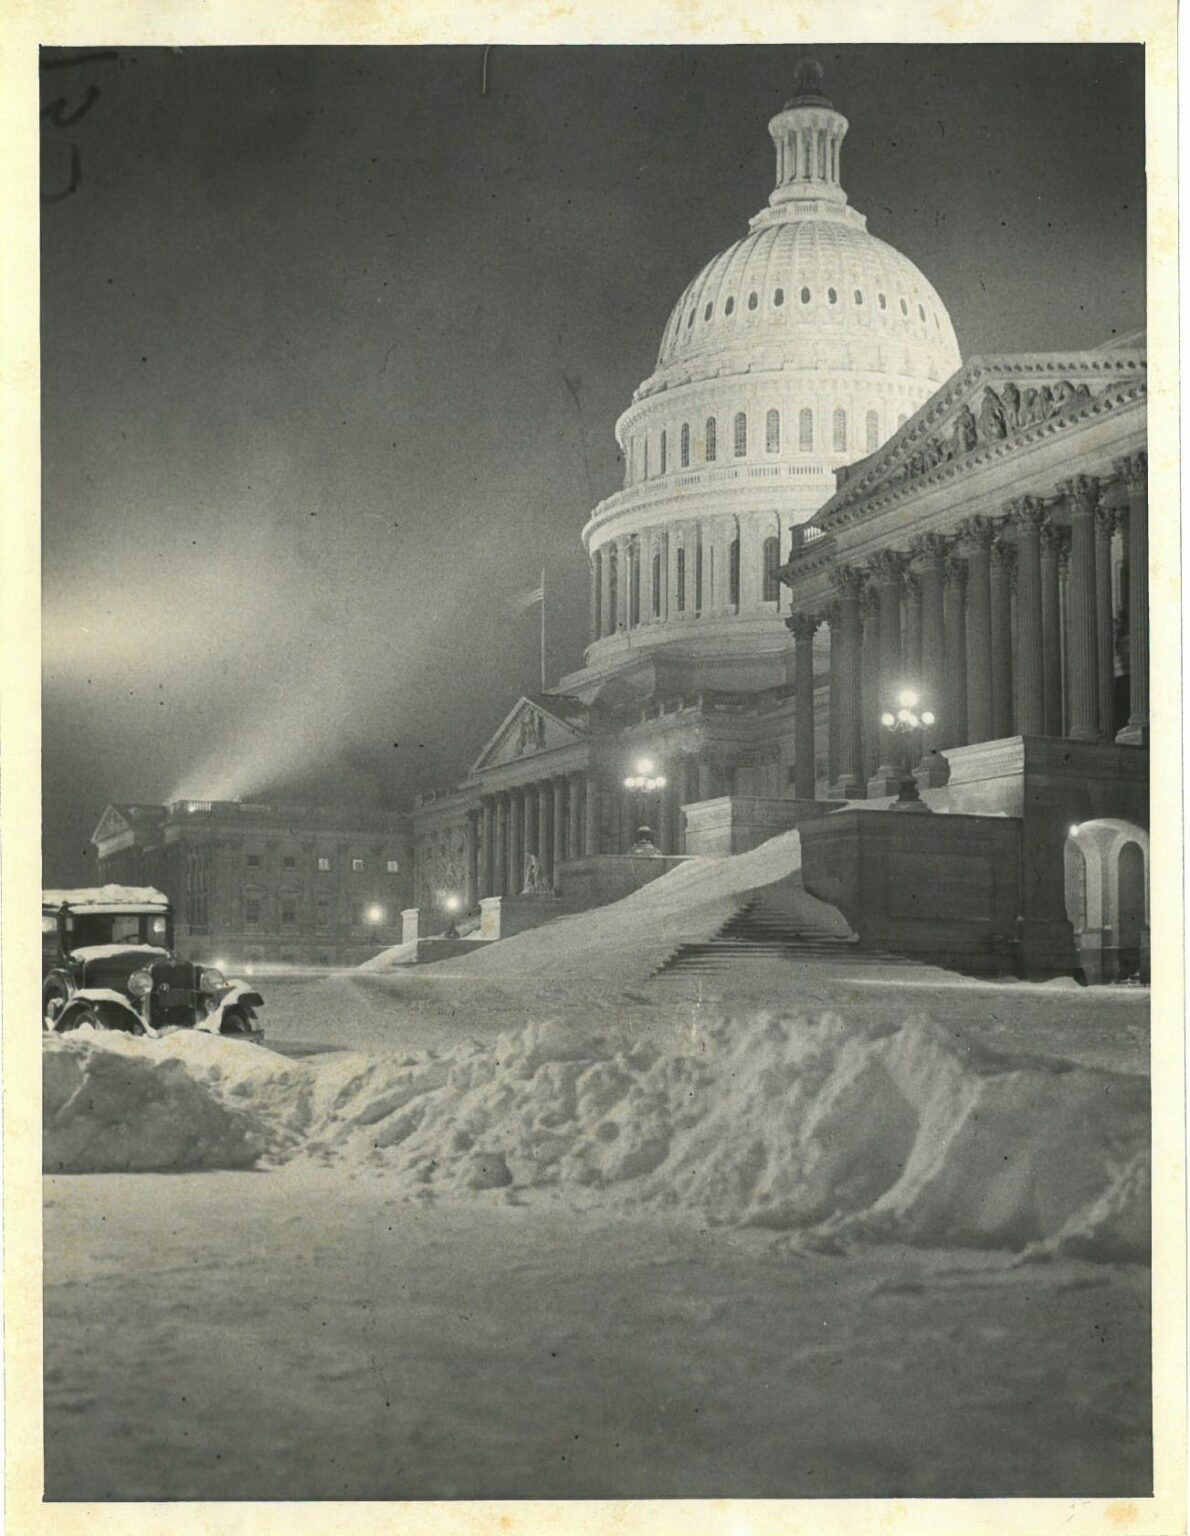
[
  {"left": 833, "top": 407, "right": 847, "bottom": 453},
  {"left": 800, "top": 286, "right": 811, "bottom": 304},
  {"left": 765, "top": 409, "right": 780, "bottom": 454},
  {"left": 773, "top": 287, "right": 784, "bottom": 307},
  {"left": 705, "top": 416, "right": 717, "bottom": 462},
  {"left": 705, "top": 302, "right": 714, "bottom": 321},
  {"left": 724, "top": 296, "right": 735, "bottom": 316},
  {"left": 747, "top": 291, "right": 758, "bottom": 311},
  {"left": 854, "top": 289, "right": 863, "bottom": 305},
  {"left": 660, "top": 430, "right": 667, "bottom": 475},
  {"left": 799, "top": 408, "right": 813, "bottom": 452},
  {"left": 828, "top": 287, "right": 838, "bottom": 305},
  {"left": 680, "top": 422, "right": 690, "bottom": 468},
  {"left": 865, "top": 409, "right": 880, "bottom": 452},
  {"left": 899, "top": 298, "right": 909, "bottom": 316},
  {"left": 733, "top": 412, "right": 747, "bottom": 458},
  {"left": 762, "top": 536, "right": 781, "bottom": 602},
  {"left": 878, "top": 293, "right": 887, "bottom": 309}
]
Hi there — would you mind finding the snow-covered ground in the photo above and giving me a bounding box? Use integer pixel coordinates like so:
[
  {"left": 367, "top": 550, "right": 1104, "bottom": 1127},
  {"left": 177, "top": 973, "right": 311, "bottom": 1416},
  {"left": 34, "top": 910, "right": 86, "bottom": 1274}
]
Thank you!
[{"left": 42, "top": 836, "right": 1152, "bottom": 1500}]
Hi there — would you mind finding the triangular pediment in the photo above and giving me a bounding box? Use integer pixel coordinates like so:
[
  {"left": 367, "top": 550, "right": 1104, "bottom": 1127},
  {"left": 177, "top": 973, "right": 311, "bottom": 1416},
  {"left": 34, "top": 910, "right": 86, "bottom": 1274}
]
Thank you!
[
  {"left": 822, "top": 346, "right": 1146, "bottom": 520},
  {"left": 92, "top": 803, "right": 136, "bottom": 843},
  {"left": 472, "top": 696, "right": 587, "bottom": 775}
]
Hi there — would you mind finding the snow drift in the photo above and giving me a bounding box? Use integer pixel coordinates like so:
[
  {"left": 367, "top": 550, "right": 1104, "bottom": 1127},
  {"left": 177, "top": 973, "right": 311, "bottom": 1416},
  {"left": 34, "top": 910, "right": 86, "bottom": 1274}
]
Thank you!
[{"left": 43, "top": 1011, "right": 1149, "bottom": 1262}]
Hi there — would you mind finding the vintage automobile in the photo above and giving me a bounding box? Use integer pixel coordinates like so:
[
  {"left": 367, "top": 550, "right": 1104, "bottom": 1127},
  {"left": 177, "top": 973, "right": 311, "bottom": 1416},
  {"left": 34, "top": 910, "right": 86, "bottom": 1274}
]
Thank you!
[{"left": 42, "top": 885, "right": 264, "bottom": 1040}]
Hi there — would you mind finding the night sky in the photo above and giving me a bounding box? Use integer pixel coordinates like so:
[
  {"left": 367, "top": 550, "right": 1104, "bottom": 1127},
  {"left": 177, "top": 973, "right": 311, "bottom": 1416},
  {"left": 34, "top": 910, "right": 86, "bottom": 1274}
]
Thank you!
[{"left": 41, "top": 44, "right": 1145, "bottom": 883}]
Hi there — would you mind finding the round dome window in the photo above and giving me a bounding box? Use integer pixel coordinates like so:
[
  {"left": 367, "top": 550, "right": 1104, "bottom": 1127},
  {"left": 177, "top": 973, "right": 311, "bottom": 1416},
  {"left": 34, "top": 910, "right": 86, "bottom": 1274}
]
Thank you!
[
  {"left": 828, "top": 287, "right": 838, "bottom": 305},
  {"left": 725, "top": 296, "right": 735, "bottom": 316},
  {"left": 854, "top": 289, "right": 864, "bottom": 305},
  {"left": 800, "top": 286, "right": 811, "bottom": 305},
  {"left": 899, "top": 298, "right": 909, "bottom": 316},
  {"left": 748, "top": 291, "right": 758, "bottom": 311},
  {"left": 705, "top": 302, "right": 714, "bottom": 321},
  {"left": 878, "top": 293, "right": 887, "bottom": 309},
  {"left": 773, "top": 288, "right": 784, "bottom": 307}
]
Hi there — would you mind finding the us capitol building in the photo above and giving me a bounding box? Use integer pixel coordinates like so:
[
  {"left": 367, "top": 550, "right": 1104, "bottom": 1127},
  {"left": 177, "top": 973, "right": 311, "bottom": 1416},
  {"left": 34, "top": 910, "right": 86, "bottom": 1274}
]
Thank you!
[{"left": 97, "top": 66, "right": 1145, "bottom": 981}]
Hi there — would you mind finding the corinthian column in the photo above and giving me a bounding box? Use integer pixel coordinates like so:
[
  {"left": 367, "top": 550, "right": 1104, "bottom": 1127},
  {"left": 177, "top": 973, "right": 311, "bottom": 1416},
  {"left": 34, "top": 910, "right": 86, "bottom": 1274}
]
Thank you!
[
  {"left": 584, "top": 771, "right": 601, "bottom": 855},
  {"left": 943, "top": 556, "right": 969, "bottom": 749},
  {"left": 903, "top": 572, "right": 922, "bottom": 678},
  {"left": 1095, "top": 503, "right": 1117, "bottom": 740},
  {"left": 787, "top": 611, "right": 819, "bottom": 799},
  {"left": 1011, "top": 497, "right": 1046, "bottom": 736},
  {"left": 959, "top": 516, "right": 996, "bottom": 744},
  {"left": 481, "top": 797, "right": 496, "bottom": 898},
  {"left": 868, "top": 549, "right": 907, "bottom": 795},
  {"left": 860, "top": 585, "right": 881, "bottom": 782},
  {"left": 1039, "top": 520, "right": 1063, "bottom": 735},
  {"left": 1115, "top": 452, "right": 1148, "bottom": 744},
  {"left": 1063, "top": 475, "right": 1101, "bottom": 742},
  {"left": 911, "top": 532, "right": 948, "bottom": 752},
  {"left": 990, "top": 536, "right": 1015, "bottom": 739},
  {"left": 825, "top": 600, "right": 841, "bottom": 788},
  {"left": 589, "top": 554, "right": 601, "bottom": 641},
  {"left": 495, "top": 794, "right": 509, "bottom": 896},
  {"left": 830, "top": 567, "right": 865, "bottom": 798}
]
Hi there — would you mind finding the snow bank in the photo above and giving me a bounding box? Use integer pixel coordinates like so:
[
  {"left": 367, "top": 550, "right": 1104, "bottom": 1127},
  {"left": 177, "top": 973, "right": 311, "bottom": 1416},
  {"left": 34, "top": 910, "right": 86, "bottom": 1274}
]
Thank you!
[
  {"left": 363, "top": 831, "right": 850, "bottom": 993},
  {"left": 45, "top": 1011, "right": 1149, "bottom": 1261},
  {"left": 44, "top": 1030, "right": 266, "bottom": 1173}
]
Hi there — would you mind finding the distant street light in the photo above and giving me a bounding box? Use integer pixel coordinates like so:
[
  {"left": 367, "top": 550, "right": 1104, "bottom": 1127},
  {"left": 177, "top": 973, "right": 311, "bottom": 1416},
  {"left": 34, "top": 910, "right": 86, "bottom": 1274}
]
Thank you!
[
  {"left": 879, "top": 688, "right": 936, "bottom": 809},
  {"left": 442, "top": 892, "right": 461, "bottom": 939},
  {"left": 623, "top": 755, "right": 667, "bottom": 853},
  {"left": 365, "top": 903, "right": 385, "bottom": 925}
]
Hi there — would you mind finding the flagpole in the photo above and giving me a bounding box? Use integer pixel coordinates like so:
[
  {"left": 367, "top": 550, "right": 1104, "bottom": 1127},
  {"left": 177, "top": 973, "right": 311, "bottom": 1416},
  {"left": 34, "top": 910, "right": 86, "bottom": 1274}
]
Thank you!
[{"left": 539, "top": 568, "right": 546, "bottom": 693}]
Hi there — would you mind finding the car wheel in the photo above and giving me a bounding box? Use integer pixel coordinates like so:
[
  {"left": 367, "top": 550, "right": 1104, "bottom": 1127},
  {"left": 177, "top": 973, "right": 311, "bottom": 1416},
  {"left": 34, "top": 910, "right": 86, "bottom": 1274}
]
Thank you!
[{"left": 56, "top": 1001, "right": 145, "bottom": 1036}]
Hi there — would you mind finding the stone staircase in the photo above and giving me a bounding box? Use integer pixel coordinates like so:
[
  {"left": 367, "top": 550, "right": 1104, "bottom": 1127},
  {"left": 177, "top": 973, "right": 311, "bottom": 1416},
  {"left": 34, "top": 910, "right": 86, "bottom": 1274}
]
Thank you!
[{"left": 652, "top": 888, "right": 918, "bottom": 977}]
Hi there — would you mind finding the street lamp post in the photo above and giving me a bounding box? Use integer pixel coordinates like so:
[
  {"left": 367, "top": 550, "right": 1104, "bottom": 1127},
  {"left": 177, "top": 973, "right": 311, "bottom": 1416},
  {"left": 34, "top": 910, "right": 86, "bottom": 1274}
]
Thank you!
[
  {"left": 879, "top": 690, "right": 936, "bottom": 810},
  {"left": 622, "top": 756, "right": 667, "bottom": 852}
]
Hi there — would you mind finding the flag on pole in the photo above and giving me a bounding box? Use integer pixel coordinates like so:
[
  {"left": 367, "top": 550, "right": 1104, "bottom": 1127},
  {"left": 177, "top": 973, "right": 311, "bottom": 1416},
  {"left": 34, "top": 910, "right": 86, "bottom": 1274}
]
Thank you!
[{"left": 510, "top": 582, "right": 544, "bottom": 614}]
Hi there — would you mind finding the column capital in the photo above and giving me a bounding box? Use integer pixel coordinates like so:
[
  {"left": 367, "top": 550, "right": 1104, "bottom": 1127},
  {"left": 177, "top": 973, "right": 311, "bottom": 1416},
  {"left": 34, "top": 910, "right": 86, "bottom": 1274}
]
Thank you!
[
  {"left": 868, "top": 548, "right": 909, "bottom": 583},
  {"left": 1010, "top": 495, "right": 1047, "bottom": 530},
  {"left": 956, "top": 514, "right": 997, "bottom": 549},
  {"left": 1094, "top": 504, "right": 1117, "bottom": 539},
  {"left": 785, "top": 611, "right": 820, "bottom": 641},
  {"left": 859, "top": 585, "right": 880, "bottom": 621},
  {"left": 943, "top": 554, "right": 969, "bottom": 591},
  {"left": 830, "top": 562, "right": 866, "bottom": 598},
  {"left": 1113, "top": 450, "right": 1147, "bottom": 491},
  {"left": 990, "top": 539, "right": 1017, "bottom": 573},
  {"left": 908, "top": 530, "right": 950, "bottom": 566},
  {"left": 1039, "top": 518, "right": 1064, "bottom": 556},
  {"left": 1061, "top": 473, "right": 1101, "bottom": 517},
  {"left": 823, "top": 599, "right": 842, "bottom": 631},
  {"left": 903, "top": 570, "right": 922, "bottom": 600}
]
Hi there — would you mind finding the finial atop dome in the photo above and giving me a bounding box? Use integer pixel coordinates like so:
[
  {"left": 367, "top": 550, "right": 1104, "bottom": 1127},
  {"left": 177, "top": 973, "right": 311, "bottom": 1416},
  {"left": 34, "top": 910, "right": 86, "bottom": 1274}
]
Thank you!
[
  {"left": 766, "top": 64, "right": 850, "bottom": 215},
  {"left": 786, "top": 53, "right": 832, "bottom": 109}
]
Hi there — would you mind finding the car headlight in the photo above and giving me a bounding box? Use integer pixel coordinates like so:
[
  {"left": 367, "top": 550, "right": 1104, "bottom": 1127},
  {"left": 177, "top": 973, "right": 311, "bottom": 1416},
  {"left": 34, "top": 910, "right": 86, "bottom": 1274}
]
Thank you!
[
  {"left": 199, "top": 967, "right": 225, "bottom": 993},
  {"left": 128, "top": 969, "right": 153, "bottom": 998}
]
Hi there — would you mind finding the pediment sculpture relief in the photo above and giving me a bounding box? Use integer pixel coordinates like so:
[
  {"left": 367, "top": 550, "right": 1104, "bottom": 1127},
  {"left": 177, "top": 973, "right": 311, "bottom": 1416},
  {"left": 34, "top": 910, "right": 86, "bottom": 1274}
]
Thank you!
[{"left": 883, "top": 377, "right": 1095, "bottom": 492}]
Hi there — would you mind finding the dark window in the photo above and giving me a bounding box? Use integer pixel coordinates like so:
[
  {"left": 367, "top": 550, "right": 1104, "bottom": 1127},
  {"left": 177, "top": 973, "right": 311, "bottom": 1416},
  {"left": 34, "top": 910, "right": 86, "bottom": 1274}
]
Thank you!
[
  {"left": 705, "top": 417, "right": 717, "bottom": 462},
  {"left": 687, "top": 309, "right": 695, "bottom": 328},
  {"left": 676, "top": 548, "right": 686, "bottom": 612},
  {"left": 762, "top": 536, "right": 781, "bottom": 602},
  {"left": 918, "top": 302, "right": 926, "bottom": 322},
  {"left": 593, "top": 550, "right": 602, "bottom": 638},
  {"left": 630, "top": 546, "right": 641, "bottom": 626},
  {"left": 704, "top": 302, "right": 713, "bottom": 321},
  {"left": 900, "top": 297, "right": 909, "bottom": 316},
  {"left": 608, "top": 545, "right": 618, "bottom": 624},
  {"left": 866, "top": 410, "right": 880, "bottom": 451},
  {"left": 878, "top": 293, "right": 887, "bottom": 310},
  {"left": 773, "top": 287, "right": 784, "bottom": 307},
  {"left": 765, "top": 409, "right": 780, "bottom": 454},
  {"left": 283, "top": 855, "right": 296, "bottom": 869},
  {"left": 828, "top": 287, "right": 838, "bottom": 305},
  {"left": 799, "top": 408, "right": 813, "bottom": 451},
  {"left": 728, "top": 537, "right": 740, "bottom": 607},
  {"left": 733, "top": 412, "right": 747, "bottom": 458},
  {"left": 246, "top": 854, "right": 261, "bottom": 869},
  {"left": 800, "top": 286, "right": 811, "bottom": 304},
  {"left": 652, "top": 550, "right": 662, "bottom": 618},
  {"left": 660, "top": 430, "right": 667, "bottom": 475},
  {"left": 316, "top": 894, "right": 332, "bottom": 928},
  {"left": 724, "top": 296, "right": 734, "bottom": 316},
  {"left": 680, "top": 422, "right": 690, "bottom": 468},
  {"left": 833, "top": 407, "right": 847, "bottom": 452},
  {"left": 245, "top": 899, "right": 261, "bottom": 927},
  {"left": 747, "top": 291, "right": 758, "bottom": 310},
  {"left": 854, "top": 288, "right": 864, "bottom": 305},
  {"left": 695, "top": 542, "right": 703, "bottom": 612},
  {"left": 281, "top": 897, "right": 297, "bottom": 928}
]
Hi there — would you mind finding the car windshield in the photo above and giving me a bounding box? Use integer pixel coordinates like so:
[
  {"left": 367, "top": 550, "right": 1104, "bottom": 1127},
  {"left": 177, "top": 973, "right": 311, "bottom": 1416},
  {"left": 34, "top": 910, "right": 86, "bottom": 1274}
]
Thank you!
[{"left": 64, "top": 912, "right": 167, "bottom": 951}]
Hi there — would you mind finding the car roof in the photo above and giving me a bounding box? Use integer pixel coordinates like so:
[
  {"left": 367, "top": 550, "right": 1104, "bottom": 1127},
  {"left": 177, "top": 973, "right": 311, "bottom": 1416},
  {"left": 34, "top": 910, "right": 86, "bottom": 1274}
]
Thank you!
[{"left": 42, "top": 885, "right": 171, "bottom": 912}]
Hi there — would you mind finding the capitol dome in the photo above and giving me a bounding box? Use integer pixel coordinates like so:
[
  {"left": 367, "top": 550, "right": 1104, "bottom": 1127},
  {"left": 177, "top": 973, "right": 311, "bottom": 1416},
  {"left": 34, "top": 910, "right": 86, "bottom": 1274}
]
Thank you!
[{"left": 574, "top": 63, "right": 962, "bottom": 691}]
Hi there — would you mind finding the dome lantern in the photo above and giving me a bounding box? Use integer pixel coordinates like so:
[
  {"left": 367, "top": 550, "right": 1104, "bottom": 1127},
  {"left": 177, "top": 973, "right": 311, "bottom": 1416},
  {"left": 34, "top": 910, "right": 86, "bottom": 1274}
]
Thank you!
[{"left": 766, "top": 57, "right": 850, "bottom": 214}]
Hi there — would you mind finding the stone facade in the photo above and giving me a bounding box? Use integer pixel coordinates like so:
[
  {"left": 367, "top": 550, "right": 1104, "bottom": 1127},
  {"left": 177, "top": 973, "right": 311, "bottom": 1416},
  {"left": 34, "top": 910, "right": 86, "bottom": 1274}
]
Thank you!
[{"left": 91, "top": 800, "right": 411, "bottom": 966}]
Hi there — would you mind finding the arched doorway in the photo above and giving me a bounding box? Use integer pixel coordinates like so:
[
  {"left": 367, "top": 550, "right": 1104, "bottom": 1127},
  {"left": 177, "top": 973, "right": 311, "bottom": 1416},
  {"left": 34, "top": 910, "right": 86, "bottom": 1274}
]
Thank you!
[
  {"left": 1063, "top": 820, "right": 1149, "bottom": 984},
  {"left": 1117, "top": 841, "right": 1146, "bottom": 979}
]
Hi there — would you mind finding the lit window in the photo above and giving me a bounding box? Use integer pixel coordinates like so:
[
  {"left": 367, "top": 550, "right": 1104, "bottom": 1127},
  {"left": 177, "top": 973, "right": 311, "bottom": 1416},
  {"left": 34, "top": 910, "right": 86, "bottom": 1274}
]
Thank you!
[
  {"left": 352, "top": 858, "right": 365, "bottom": 873},
  {"left": 724, "top": 296, "right": 735, "bottom": 316},
  {"left": 833, "top": 408, "right": 847, "bottom": 452},
  {"left": 854, "top": 289, "right": 863, "bottom": 305},
  {"left": 704, "top": 302, "right": 713, "bottom": 321},
  {"left": 828, "top": 287, "right": 838, "bottom": 305},
  {"left": 866, "top": 410, "right": 879, "bottom": 452},
  {"left": 386, "top": 859, "right": 399, "bottom": 873},
  {"left": 765, "top": 408, "right": 780, "bottom": 454},
  {"left": 762, "top": 536, "right": 781, "bottom": 602},
  {"left": 317, "top": 856, "right": 331, "bottom": 872},
  {"left": 773, "top": 287, "right": 784, "bottom": 307},
  {"left": 680, "top": 422, "right": 690, "bottom": 468},
  {"left": 733, "top": 412, "right": 747, "bottom": 457},
  {"left": 747, "top": 291, "right": 758, "bottom": 310},
  {"left": 800, "top": 286, "right": 811, "bottom": 304},
  {"left": 705, "top": 416, "right": 717, "bottom": 462},
  {"left": 660, "top": 430, "right": 667, "bottom": 475},
  {"left": 878, "top": 293, "right": 887, "bottom": 310},
  {"left": 799, "top": 408, "right": 813, "bottom": 451}
]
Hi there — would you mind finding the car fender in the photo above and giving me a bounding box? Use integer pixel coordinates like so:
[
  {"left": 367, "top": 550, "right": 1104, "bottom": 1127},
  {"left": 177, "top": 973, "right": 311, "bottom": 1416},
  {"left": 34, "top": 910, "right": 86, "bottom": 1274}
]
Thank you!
[
  {"left": 198, "top": 983, "right": 265, "bottom": 1035},
  {"left": 53, "top": 989, "right": 158, "bottom": 1037},
  {"left": 42, "top": 970, "right": 77, "bottom": 1023}
]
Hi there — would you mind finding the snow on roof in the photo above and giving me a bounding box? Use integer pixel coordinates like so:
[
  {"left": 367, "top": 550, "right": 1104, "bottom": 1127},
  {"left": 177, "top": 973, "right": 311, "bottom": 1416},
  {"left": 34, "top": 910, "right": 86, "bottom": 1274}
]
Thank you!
[{"left": 42, "top": 885, "right": 170, "bottom": 910}]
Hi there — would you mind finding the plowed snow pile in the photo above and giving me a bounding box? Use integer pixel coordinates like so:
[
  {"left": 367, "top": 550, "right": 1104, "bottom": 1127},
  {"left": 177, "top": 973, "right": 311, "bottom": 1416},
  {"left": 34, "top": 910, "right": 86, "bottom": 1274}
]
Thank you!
[{"left": 43, "top": 1012, "right": 1149, "bottom": 1262}]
